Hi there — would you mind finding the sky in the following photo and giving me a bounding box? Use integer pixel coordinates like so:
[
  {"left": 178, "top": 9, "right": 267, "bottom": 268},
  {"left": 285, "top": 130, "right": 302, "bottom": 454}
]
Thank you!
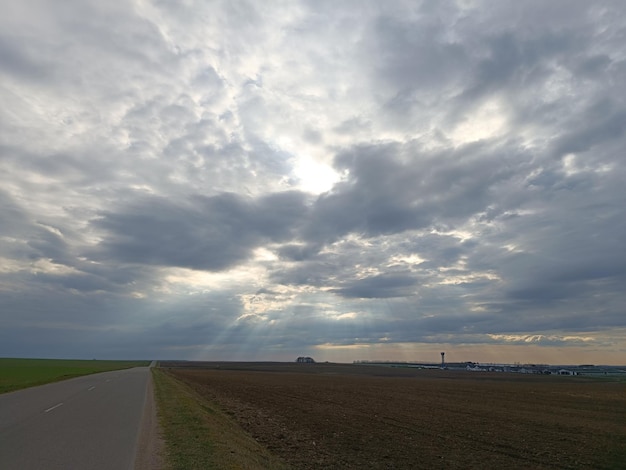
[{"left": 1, "top": 0, "right": 625, "bottom": 365}]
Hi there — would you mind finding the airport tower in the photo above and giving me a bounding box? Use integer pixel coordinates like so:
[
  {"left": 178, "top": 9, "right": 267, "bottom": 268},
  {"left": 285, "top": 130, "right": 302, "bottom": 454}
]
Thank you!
[{"left": 441, "top": 351, "right": 445, "bottom": 368}]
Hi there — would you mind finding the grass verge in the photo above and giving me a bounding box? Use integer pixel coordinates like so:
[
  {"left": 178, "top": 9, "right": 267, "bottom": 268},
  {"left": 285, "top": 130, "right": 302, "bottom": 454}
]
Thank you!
[
  {"left": 152, "top": 368, "right": 287, "bottom": 470},
  {"left": 0, "top": 358, "right": 150, "bottom": 394}
]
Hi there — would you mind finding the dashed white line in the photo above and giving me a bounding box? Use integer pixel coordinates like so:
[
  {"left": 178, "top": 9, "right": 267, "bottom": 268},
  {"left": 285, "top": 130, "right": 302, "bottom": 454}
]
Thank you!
[
  {"left": 88, "top": 386, "right": 96, "bottom": 391},
  {"left": 44, "top": 403, "right": 64, "bottom": 413}
]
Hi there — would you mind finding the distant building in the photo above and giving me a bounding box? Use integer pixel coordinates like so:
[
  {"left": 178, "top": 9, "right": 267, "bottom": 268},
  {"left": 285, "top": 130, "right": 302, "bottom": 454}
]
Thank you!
[{"left": 296, "top": 356, "right": 315, "bottom": 363}]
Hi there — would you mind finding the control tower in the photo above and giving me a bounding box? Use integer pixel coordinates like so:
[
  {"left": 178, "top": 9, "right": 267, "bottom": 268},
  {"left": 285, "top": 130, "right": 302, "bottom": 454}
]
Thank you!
[{"left": 440, "top": 351, "right": 445, "bottom": 368}]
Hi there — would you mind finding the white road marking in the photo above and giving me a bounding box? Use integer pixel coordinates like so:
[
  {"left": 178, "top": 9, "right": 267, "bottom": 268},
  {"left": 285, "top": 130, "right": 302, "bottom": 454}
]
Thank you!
[
  {"left": 88, "top": 386, "right": 95, "bottom": 391},
  {"left": 44, "top": 403, "right": 63, "bottom": 413}
]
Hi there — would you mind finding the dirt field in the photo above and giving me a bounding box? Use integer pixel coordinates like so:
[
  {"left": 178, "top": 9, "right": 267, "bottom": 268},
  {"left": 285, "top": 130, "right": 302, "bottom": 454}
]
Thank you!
[{"left": 161, "top": 362, "right": 626, "bottom": 469}]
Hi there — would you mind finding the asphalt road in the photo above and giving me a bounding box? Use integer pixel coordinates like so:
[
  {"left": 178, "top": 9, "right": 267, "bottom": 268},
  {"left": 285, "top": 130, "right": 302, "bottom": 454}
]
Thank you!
[{"left": 0, "top": 365, "right": 153, "bottom": 470}]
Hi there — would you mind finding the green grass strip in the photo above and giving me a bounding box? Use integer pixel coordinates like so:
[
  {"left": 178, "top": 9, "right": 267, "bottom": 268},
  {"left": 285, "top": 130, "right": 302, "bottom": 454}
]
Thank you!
[
  {"left": 0, "top": 358, "right": 150, "bottom": 394},
  {"left": 152, "top": 368, "right": 287, "bottom": 470}
]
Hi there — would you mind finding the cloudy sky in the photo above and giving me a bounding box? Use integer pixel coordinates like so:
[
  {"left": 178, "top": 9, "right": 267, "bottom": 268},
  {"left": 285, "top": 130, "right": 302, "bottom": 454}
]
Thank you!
[{"left": 1, "top": 1, "right": 625, "bottom": 364}]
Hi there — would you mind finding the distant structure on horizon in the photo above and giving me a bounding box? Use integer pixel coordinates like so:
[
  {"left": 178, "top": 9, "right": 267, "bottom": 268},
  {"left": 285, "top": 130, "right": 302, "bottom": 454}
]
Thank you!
[
  {"left": 296, "top": 356, "right": 315, "bottom": 363},
  {"left": 441, "top": 352, "right": 445, "bottom": 368}
]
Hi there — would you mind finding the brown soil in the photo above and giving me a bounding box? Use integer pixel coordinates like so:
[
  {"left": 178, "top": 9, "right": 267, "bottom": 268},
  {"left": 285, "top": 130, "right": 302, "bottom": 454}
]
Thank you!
[{"left": 161, "top": 362, "right": 626, "bottom": 469}]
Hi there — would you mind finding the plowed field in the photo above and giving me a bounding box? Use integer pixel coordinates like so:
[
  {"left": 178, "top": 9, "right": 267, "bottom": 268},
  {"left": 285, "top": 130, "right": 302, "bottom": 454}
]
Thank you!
[{"left": 162, "top": 362, "right": 626, "bottom": 469}]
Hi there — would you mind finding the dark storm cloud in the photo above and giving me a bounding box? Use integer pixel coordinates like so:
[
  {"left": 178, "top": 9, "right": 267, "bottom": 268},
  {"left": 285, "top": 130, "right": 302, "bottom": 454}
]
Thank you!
[
  {"left": 0, "top": 35, "right": 51, "bottom": 80},
  {"left": 30, "top": 272, "right": 109, "bottom": 293},
  {"left": 304, "top": 140, "right": 521, "bottom": 245},
  {"left": 0, "top": 190, "right": 69, "bottom": 263},
  {"left": 92, "top": 190, "right": 310, "bottom": 271},
  {"left": 0, "top": 189, "right": 160, "bottom": 298},
  {"left": 0, "top": 189, "right": 27, "bottom": 236},
  {"left": 551, "top": 103, "right": 626, "bottom": 158},
  {"left": 461, "top": 30, "right": 575, "bottom": 102},
  {"left": 331, "top": 273, "right": 417, "bottom": 299},
  {"left": 369, "top": 11, "right": 468, "bottom": 95},
  {"left": 276, "top": 243, "right": 320, "bottom": 261}
]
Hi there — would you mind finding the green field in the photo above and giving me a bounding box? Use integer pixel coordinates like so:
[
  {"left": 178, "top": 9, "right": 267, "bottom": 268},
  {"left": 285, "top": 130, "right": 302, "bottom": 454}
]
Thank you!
[{"left": 0, "top": 358, "right": 150, "bottom": 394}]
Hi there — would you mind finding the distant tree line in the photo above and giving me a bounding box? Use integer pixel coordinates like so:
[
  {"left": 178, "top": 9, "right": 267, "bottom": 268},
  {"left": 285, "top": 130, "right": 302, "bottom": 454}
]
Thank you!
[{"left": 296, "top": 356, "right": 315, "bottom": 363}]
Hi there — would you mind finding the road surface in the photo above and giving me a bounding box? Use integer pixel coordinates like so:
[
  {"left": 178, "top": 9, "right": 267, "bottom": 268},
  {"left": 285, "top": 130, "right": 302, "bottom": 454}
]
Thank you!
[{"left": 0, "top": 364, "right": 155, "bottom": 469}]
